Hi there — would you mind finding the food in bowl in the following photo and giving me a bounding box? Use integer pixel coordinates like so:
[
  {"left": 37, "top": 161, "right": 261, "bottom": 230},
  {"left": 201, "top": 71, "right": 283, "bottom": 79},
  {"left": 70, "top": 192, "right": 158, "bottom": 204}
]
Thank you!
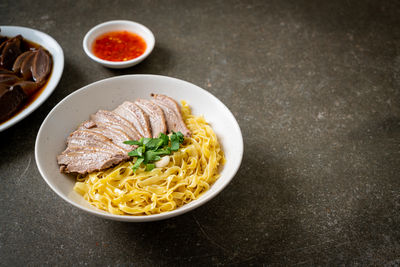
[
  {"left": 83, "top": 20, "right": 155, "bottom": 69},
  {"left": 57, "top": 94, "right": 225, "bottom": 215},
  {"left": 92, "top": 31, "right": 147, "bottom": 62},
  {"left": 0, "top": 31, "right": 53, "bottom": 123}
]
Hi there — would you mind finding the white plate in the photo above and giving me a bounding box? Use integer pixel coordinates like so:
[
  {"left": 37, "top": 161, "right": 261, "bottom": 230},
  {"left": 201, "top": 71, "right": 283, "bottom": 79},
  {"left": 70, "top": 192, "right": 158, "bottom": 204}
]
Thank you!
[
  {"left": 0, "top": 26, "right": 64, "bottom": 132},
  {"left": 35, "top": 75, "right": 243, "bottom": 222}
]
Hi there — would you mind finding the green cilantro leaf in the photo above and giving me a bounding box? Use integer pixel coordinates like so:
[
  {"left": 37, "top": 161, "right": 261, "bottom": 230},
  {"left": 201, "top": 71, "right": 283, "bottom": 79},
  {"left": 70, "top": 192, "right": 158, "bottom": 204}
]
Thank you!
[
  {"left": 123, "top": 140, "right": 142, "bottom": 145},
  {"left": 170, "top": 131, "right": 183, "bottom": 151},
  {"left": 125, "top": 131, "right": 185, "bottom": 172},
  {"left": 144, "top": 150, "right": 161, "bottom": 162},
  {"left": 144, "top": 138, "right": 162, "bottom": 150},
  {"left": 159, "top": 133, "right": 169, "bottom": 146}
]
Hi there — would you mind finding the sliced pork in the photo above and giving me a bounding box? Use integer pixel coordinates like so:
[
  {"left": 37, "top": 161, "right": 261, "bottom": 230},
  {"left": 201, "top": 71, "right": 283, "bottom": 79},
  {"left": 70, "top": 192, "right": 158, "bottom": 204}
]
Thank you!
[
  {"left": 79, "top": 126, "right": 134, "bottom": 152},
  {"left": 58, "top": 94, "right": 191, "bottom": 174},
  {"left": 113, "top": 101, "right": 152, "bottom": 138},
  {"left": 57, "top": 129, "right": 129, "bottom": 174},
  {"left": 90, "top": 110, "right": 142, "bottom": 141},
  {"left": 58, "top": 151, "right": 128, "bottom": 174},
  {"left": 151, "top": 94, "right": 191, "bottom": 137},
  {"left": 135, "top": 98, "right": 167, "bottom": 138},
  {"left": 80, "top": 120, "right": 96, "bottom": 129},
  {"left": 67, "top": 130, "right": 126, "bottom": 154}
]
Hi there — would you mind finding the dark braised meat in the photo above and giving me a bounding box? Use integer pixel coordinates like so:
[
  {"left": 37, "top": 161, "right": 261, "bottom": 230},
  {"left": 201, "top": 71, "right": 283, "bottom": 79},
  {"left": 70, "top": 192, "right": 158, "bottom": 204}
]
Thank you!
[
  {"left": 0, "top": 73, "right": 20, "bottom": 85},
  {"left": 32, "top": 48, "right": 52, "bottom": 84},
  {"left": 0, "top": 68, "right": 15, "bottom": 74},
  {"left": 19, "top": 50, "right": 36, "bottom": 80},
  {"left": 0, "top": 84, "right": 26, "bottom": 122},
  {"left": 12, "top": 50, "right": 32, "bottom": 73},
  {"left": 0, "top": 32, "right": 53, "bottom": 123},
  {"left": 12, "top": 80, "right": 41, "bottom": 96},
  {"left": 0, "top": 35, "right": 22, "bottom": 70}
]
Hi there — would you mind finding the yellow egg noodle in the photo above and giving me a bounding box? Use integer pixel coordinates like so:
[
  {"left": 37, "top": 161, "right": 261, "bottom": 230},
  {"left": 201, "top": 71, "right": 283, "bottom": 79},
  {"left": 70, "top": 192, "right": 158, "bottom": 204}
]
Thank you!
[{"left": 74, "top": 101, "right": 225, "bottom": 215}]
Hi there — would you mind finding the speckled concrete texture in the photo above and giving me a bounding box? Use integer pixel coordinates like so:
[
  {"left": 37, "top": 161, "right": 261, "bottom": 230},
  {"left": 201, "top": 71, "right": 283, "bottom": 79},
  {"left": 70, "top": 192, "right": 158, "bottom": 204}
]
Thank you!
[{"left": 1, "top": 0, "right": 399, "bottom": 266}]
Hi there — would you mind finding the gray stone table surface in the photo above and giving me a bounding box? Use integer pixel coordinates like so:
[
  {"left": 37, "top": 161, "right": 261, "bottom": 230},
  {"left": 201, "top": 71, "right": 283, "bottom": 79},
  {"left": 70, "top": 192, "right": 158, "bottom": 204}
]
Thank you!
[{"left": 1, "top": 0, "right": 399, "bottom": 266}]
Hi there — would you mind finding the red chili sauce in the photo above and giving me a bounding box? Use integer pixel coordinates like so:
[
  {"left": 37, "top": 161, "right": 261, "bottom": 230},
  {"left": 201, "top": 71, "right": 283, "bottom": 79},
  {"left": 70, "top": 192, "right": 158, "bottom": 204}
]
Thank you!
[{"left": 92, "top": 31, "right": 147, "bottom": 62}]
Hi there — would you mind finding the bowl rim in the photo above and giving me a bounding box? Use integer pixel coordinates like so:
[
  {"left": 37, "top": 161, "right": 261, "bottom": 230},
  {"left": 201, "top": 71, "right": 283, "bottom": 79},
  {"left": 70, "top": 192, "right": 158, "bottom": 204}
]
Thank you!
[
  {"left": 0, "top": 25, "right": 64, "bottom": 132},
  {"left": 35, "top": 74, "right": 243, "bottom": 222},
  {"left": 82, "top": 20, "right": 155, "bottom": 67}
]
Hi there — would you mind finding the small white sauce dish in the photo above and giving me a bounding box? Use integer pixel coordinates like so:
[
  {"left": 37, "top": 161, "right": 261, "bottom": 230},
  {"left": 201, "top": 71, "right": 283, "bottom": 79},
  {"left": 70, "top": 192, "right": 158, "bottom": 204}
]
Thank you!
[{"left": 83, "top": 20, "right": 155, "bottom": 69}]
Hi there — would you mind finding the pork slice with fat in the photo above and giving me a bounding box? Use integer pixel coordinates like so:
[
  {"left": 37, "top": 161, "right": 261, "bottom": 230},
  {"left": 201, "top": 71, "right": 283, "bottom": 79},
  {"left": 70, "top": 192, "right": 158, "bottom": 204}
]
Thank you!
[
  {"left": 90, "top": 110, "right": 142, "bottom": 141},
  {"left": 58, "top": 150, "right": 128, "bottom": 174},
  {"left": 83, "top": 125, "right": 134, "bottom": 152},
  {"left": 67, "top": 129, "right": 126, "bottom": 154},
  {"left": 150, "top": 94, "right": 191, "bottom": 137},
  {"left": 134, "top": 98, "right": 167, "bottom": 138},
  {"left": 113, "top": 101, "right": 152, "bottom": 138},
  {"left": 58, "top": 129, "right": 130, "bottom": 174}
]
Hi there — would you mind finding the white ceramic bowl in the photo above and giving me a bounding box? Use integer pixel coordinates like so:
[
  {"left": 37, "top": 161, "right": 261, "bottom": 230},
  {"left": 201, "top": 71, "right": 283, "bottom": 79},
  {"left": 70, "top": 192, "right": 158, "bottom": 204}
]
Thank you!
[
  {"left": 0, "top": 26, "right": 64, "bottom": 132},
  {"left": 83, "top": 20, "right": 155, "bottom": 69},
  {"left": 35, "top": 75, "right": 243, "bottom": 222}
]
